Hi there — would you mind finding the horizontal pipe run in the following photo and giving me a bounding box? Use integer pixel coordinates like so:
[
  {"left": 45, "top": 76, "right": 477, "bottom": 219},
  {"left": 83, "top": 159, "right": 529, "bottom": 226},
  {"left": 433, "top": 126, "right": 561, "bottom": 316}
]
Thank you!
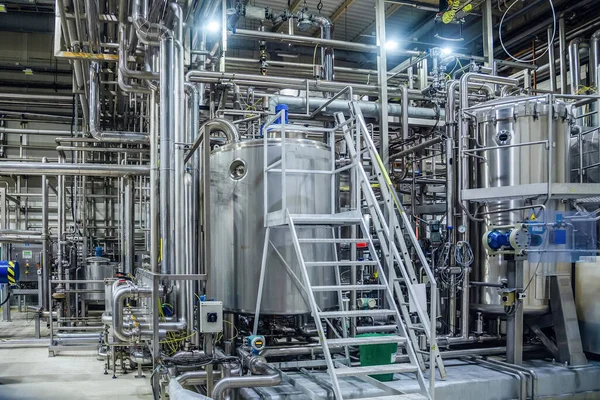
[
  {"left": 268, "top": 95, "right": 442, "bottom": 119},
  {"left": 0, "top": 162, "right": 150, "bottom": 176},
  {"left": 56, "top": 146, "right": 150, "bottom": 154},
  {"left": 0, "top": 128, "right": 74, "bottom": 136},
  {"left": 0, "top": 93, "right": 74, "bottom": 102}
]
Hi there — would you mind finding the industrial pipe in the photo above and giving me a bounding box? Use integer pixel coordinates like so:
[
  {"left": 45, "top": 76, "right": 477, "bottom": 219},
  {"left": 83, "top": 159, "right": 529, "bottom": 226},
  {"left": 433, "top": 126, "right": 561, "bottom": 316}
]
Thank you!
[
  {"left": 185, "top": 118, "right": 240, "bottom": 164},
  {"left": 112, "top": 283, "right": 153, "bottom": 341},
  {"left": 267, "top": 96, "right": 443, "bottom": 119},
  {"left": 0, "top": 162, "right": 149, "bottom": 177},
  {"left": 211, "top": 359, "right": 281, "bottom": 400},
  {"left": 89, "top": 62, "right": 150, "bottom": 143},
  {"left": 569, "top": 38, "right": 583, "bottom": 95}
]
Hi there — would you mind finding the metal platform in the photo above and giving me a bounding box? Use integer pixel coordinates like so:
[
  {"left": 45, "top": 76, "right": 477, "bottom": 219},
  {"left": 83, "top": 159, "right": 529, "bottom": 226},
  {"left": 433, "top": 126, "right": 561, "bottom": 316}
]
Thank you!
[{"left": 240, "top": 360, "right": 600, "bottom": 400}]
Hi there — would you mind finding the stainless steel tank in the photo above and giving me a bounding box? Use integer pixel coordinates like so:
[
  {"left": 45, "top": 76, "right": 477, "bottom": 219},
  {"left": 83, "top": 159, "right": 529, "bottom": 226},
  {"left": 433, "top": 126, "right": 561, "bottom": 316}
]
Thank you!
[
  {"left": 209, "top": 138, "right": 337, "bottom": 314},
  {"left": 472, "top": 96, "right": 570, "bottom": 314},
  {"left": 83, "top": 257, "right": 116, "bottom": 303}
]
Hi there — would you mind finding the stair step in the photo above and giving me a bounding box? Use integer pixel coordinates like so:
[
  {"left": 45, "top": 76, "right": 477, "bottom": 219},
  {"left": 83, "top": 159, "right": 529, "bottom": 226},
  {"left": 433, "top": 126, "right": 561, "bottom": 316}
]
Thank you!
[
  {"left": 334, "top": 363, "right": 418, "bottom": 377},
  {"left": 290, "top": 211, "right": 363, "bottom": 226},
  {"left": 305, "top": 261, "right": 378, "bottom": 267},
  {"left": 367, "top": 395, "right": 428, "bottom": 400},
  {"left": 319, "top": 309, "right": 396, "bottom": 318},
  {"left": 312, "top": 284, "right": 386, "bottom": 292},
  {"left": 298, "top": 238, "right": 367, "bottom": 244},
  {"left": 326, "top": 336, "right": 405, "bottom": 347}
]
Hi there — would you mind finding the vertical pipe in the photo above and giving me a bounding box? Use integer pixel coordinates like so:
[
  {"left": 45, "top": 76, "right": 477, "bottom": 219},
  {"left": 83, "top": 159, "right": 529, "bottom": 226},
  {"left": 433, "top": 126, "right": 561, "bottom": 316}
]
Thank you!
[
  {"left": 590, "top": 31, "right": 600, "bottom": 126},
  {"left": 159, "top": 34, "right": 175, "bottom": 275},
  {"left": 124, "top": 175, "right": 135, "bottom": 274},
  {"left": 569, "top": 38, "right": 582, "bottom": 95},
  {"left": 558, "top": 15, "right": 567, "bottom": 94},
  {"left": 41, "top": 159, "right": 49, "bottom": 311},
  {"left": 482, "top": 0, "right": 494, "bottom": 68},
  {"left": 57, "top": 154, "right": 65, "bottom": 290},
  {"left": 375, "top": 0, "right": 389, "bottom": 170},
  {"left": 150, "top": 90, "right": 159, "bottom": 273},
  {"left": 548, "top": 26, "right": 557, "bottom": 92}
]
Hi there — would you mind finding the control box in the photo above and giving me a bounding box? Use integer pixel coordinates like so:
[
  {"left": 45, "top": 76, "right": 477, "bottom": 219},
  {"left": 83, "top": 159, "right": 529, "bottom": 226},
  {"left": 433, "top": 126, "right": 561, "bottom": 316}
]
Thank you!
[{"left": 199, "top": 301, "right": 223, "bottom": 333}]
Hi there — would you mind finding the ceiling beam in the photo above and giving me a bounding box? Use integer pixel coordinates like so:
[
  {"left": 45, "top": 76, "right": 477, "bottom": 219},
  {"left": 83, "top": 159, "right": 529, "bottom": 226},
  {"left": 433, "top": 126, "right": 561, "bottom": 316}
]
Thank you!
[{"left": 350, "top": 3, "right": 402, "bottom": 43}]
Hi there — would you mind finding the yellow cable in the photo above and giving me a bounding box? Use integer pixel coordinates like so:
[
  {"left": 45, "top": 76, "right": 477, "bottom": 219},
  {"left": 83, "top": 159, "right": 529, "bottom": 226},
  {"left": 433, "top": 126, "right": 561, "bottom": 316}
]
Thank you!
[{"left": 159, "top": 330, "right": 198, "bottom": 345}]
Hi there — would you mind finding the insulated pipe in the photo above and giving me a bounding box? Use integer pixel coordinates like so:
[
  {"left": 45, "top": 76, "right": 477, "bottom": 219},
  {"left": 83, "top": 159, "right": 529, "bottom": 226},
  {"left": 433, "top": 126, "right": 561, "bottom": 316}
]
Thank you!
[
  {"left": 123, "top": 176, "right": 135, "bottom": 275},
  {"left": 230, "top": 28, "right": 420, "bottom": 56},
  {"left": 569, "top": 38, "right": 583, "bottom": 94},
  {"left": 85, "top": 0, "right": 101, "bottom": 53},
  {"left": 112, "top": 284, "right": 152, "bottom": 342},
  {"left": 160, "top": 33, "right": 175, "bottom": 276},
  {"left": 41, "top": 169, "right": 49, "bottom": 310},
  {"left": 186, "top": 70, "right": 399, "bottom": 96},
  {"left": 0, "top": 233, "right": 44, "bottom": 244},
  {"left": 186, "top": 118, "right": 241, "bottom": 164},
  {"left": 0, "top": 162, "right": 150, "bottom": 177},
  {"left": 0, "top": 93, "right": 73, "bottom": 102},
  {"left": 211, "top": 360, "right": 281, "bottom": 400},
  {"left": 149, "top": 90, "right": 159, "bottom": 273},
  {"left": 90, "top": 62, "right": 150, "bottom": 143},
  {"left": 548, "top": 26, "right": 557, "bottom": 92},
  {"left": 267, "top": 95, "right": 442, "bottom": 119},
  {"left": 0, "top": 128, "right": 73, "bottom": 136},
  {"left": 590, "top": 31, "right": 600, "bottom": 87},
  {"left": 184, "top": 84, "right": 200, "bottom": 323},
  {"left": 559, "top": 15, "right": 568, "bottom": 94},
  {"left": 173, "top": 10, "right": 187, "bottom": 327},
  {"left": 311, "top": 15, "right": 334, "bottom": 81}
]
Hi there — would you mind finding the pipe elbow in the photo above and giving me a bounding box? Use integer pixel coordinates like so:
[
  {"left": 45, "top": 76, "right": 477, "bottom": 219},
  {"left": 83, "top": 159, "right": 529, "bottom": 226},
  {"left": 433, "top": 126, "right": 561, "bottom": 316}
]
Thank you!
[{"left": 202, "top": 119, "right": 241, "bottom": 144}]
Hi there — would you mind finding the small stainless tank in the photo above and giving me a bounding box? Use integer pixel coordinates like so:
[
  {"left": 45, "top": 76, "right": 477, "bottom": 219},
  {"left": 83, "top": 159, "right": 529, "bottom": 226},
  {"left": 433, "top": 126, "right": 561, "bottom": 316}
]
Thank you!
[
  {"left": 83, "top": 257, "right": 116, "bottom": 303},
  {"left": 472, "top": 96, "right": 570, "bottom": 314},
  {"left": 209, "top": 138, "right": 337, "bottom": 315}
]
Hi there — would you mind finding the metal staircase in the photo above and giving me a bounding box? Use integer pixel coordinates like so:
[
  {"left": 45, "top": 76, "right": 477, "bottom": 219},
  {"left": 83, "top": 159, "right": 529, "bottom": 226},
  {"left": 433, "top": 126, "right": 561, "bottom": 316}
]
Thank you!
[{"left": 253, "top": 97, "right": 445, "bottom": 400}]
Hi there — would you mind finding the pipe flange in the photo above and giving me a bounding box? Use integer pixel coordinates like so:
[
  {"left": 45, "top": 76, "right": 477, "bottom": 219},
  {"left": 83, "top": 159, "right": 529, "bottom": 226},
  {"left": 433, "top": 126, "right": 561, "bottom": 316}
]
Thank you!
[{"left": 247, "top": 356, "right": 268, "bottom": 374}]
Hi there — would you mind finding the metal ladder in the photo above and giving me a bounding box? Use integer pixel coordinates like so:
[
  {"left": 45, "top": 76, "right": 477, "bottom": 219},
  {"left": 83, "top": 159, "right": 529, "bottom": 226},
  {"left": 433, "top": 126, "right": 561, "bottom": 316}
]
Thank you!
[
  {"left": 338, "top": 103, "right": 447, "bottom": 382},
  {"left": 257, "top": 101, "right": 443, "bottom": 399},
  {"left": 287, "top": 209, "right": 429, "bottom": 400}
]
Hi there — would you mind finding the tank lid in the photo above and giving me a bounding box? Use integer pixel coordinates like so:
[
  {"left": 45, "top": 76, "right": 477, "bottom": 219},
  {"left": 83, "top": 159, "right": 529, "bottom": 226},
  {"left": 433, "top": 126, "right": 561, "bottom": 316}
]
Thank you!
[{"left": 473, "top": 95, "right": 568, "bottom": 122}]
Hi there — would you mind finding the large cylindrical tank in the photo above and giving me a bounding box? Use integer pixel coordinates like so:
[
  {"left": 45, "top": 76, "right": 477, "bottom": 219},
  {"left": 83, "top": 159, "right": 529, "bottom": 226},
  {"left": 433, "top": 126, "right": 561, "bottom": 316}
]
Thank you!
[
  {"left": 210, "top": 138, "right": 337, "bottom": 315},
  {"left": 472, "top": 96, "right": 570, "bottom": 314},
  {"left": 83, "top": 257, "right": 116, "bottom": 303}
]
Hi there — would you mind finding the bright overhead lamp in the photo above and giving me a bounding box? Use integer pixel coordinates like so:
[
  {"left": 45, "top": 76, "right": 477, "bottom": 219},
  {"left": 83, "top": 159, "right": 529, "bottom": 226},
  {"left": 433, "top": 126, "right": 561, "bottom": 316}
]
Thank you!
[
  {"left": 441, "top": 47, "right": 453, "bottom": 56},
  {"left": 0, "top": 4, "right": 7, "bottom": 13},
  {"left": 384, "top": 40, "right": 398, "bottom": 50},
  {"left": 206, "top": 21, "right": 220, "bottom": 33}
]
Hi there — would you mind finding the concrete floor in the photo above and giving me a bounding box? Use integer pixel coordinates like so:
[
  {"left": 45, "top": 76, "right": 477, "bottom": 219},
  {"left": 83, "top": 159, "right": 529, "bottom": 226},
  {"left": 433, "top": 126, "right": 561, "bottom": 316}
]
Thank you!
[{"left": 0, "top": 307, "right": 152, "bottom": 400}]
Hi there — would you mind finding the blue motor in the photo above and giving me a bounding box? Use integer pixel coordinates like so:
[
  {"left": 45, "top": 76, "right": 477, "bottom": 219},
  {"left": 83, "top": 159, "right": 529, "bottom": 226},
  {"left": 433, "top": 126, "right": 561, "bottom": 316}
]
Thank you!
[
  {"left": 485, "top": 230, "right": 511, "bottom": 251},
  {"left": 0, "top": 261, "right": 19, "bottom": 285}
]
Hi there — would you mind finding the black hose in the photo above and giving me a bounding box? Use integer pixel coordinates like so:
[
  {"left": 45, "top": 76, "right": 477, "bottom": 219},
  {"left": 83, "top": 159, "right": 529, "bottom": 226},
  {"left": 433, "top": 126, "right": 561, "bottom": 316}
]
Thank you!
[{"left": 0, "top": 290, "right": 11, "bottom": 307}]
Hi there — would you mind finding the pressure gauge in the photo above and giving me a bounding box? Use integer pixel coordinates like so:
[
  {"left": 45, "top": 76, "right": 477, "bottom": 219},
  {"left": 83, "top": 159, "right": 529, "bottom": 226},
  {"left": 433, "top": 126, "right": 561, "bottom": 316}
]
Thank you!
[{"left": 458, "top": 225, "right": 467, "bottom": 234}]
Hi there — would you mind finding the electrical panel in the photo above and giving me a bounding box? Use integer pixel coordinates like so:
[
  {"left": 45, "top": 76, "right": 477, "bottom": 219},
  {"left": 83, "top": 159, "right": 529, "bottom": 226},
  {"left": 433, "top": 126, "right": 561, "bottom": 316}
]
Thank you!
[{"left": 199, "top": 301, "right": 223, "bottom": 333}]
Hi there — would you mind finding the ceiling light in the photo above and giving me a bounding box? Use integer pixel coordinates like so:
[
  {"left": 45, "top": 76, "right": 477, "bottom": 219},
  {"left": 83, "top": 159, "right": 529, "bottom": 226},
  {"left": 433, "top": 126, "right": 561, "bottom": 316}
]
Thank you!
[
  {"left": 206, "top": 21, "right": 220, "bottom": 33},
  {"left": 23, "top": 68, "right": 33, "bottom": 75},
  {"left": 385, "top": 40, "right": 398, "bottom": 50},
  {"left": 441, "top": 47, "right": 453, "bottom": 56},
  {"left": 276, "top": 53, "right": 299, "bottom": 59},
  {"left": 0, "top": 4, "right": 7, "bottom": 12}
]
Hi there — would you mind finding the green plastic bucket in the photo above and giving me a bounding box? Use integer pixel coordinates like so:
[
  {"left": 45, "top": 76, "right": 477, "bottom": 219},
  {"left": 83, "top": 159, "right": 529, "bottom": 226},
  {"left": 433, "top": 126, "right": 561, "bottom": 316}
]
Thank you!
[{"left": 357, "top": 333, "right": 398, "bottom": 382}]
